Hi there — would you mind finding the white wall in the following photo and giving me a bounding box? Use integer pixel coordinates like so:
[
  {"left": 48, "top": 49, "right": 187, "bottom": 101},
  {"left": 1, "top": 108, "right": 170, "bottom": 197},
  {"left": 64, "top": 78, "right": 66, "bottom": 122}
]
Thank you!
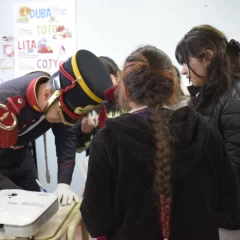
[{"left": 0, "top": 0, "right": 240, "bottom": 196}]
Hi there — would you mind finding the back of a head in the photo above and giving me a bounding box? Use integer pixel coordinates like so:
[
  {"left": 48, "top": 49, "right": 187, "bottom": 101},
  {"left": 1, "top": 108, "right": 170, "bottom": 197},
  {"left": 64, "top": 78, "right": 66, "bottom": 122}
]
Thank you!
[
  {"left": 175, "top": 24, "right": 240, "bottom": 110},
  {"left": 122, "top": 45, "right": 178, "bottom": 108},
  {"left": 99, "top": 56, "right": 120, "bottom": 77},
  {"left": 121, "top": 45, "right": 178, "bottom": 239}
]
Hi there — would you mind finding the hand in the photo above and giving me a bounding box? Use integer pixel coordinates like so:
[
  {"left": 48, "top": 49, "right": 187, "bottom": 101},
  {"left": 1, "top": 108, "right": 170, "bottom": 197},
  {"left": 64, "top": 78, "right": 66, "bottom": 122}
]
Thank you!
[
  {"left": 81, "top": 185, "right": 85, "bottom": 197},
  {"left": 81, "top": 116, "right": 96, "bottom": 134},
  {"left": 54, "top": 184, "right": 79, "bottom": 206}
]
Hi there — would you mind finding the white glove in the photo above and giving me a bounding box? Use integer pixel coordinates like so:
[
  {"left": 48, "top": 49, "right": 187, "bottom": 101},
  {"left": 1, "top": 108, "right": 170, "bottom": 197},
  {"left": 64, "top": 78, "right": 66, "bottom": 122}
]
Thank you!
[{"left": 54, "top": 183, "right": 79, "bottom": 206}]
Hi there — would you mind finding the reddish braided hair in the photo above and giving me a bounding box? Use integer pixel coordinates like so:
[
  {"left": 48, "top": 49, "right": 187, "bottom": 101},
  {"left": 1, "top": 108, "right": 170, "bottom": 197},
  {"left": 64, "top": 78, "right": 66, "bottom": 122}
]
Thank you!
[
  {"left": 160, "top": 194, "right": 171, "bottom": 239},
  {"left": 120, "top": 46, "right": 178, "bottom": 240},
  {"left": 151, "top": 105, "right": 173, "bottom": 240}
]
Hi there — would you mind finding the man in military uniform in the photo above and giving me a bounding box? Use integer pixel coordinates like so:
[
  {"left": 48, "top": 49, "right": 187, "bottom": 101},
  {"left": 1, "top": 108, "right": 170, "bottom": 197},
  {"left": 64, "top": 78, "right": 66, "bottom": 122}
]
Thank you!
[
  {"left": 0, "top": 49, "right": 112, "bottom": 206},
  {"left": 75, "top": 56, "right": 123, "bottom": 154}
]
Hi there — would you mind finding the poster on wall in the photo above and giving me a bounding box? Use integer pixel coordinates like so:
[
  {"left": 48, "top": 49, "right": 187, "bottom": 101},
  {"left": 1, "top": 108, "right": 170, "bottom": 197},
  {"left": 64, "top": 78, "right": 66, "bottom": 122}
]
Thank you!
[
  {"left": 0, "top": 58, "right": 15, "bottom": 70},
  {"left": 13, "top": 1, "right": 76, "bottom": 77},
  {"left": 0, "top": 36, "right": 15, "bottom": 72}
]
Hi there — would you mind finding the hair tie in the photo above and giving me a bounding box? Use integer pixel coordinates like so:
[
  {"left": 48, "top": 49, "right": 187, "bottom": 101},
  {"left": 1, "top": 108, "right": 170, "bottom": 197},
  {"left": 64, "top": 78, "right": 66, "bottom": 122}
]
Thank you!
[{"left": 228, "top": 39, "right": 240, "bottom": 53}]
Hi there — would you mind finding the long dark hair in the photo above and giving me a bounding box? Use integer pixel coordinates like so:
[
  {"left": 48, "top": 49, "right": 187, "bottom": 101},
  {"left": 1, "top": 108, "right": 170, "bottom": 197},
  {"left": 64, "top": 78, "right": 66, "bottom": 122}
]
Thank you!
[
  {"left": 99, "top": 56, "right": 120, "bottom": 78},
  {"left": 175, "top": 25, "right": 240, "bottom": 112},
  {"left": 120, "top": 45, "right": 180, "bottom": 239},
  {"left": 98, "top": 56, "right": 124, "bottom": 115},
  {"left": 173, "top": 65, "right": 184, "bottom": 96}
]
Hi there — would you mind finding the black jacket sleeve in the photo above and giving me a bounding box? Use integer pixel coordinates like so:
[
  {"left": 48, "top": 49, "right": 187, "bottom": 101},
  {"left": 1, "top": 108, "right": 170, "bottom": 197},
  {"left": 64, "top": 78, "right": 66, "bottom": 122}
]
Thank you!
[
  {"left": 212, "top": 125, "right": 240, "bottom": 229},
  {"left": 214, "top": 128, "right": 240, "bottom": 212},
  {"left": 80, "top": 128, "right": 116, "bottom": 238},
  {"left": 52, "top": 123, "right": 76, "bottom": 185},
  {"left": 221, "top": 94, "right": 240, "bottom": 186},
  {"left": 0, "top": 172, "right": 21, "bottom": 190}
]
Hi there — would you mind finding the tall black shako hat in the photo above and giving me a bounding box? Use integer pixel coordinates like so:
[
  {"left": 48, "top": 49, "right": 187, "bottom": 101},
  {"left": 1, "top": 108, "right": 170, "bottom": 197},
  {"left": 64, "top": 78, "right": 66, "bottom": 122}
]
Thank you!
[{"left": 44, "top": 49, "right": 113, "bottom": 126}]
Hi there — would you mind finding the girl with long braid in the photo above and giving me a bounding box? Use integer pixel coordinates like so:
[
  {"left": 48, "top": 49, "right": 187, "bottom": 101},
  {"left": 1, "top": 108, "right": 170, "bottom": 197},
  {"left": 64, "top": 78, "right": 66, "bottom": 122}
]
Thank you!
[{"left": 80, "top": 45, "right": 239, "bottom": 240}]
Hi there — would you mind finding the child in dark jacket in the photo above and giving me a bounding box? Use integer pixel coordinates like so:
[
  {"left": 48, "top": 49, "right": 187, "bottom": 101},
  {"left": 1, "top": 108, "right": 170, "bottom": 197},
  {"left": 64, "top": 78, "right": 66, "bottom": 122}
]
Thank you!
[{"left": 80, "top": 45, "right": 239, "bottom": 240}]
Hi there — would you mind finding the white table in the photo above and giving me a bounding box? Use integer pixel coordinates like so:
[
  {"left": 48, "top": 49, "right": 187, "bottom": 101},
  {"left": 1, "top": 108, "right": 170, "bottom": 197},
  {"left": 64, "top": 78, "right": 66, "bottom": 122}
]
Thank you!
[{"left": 0, "top": 201, "right": 89, "bottom": 240}]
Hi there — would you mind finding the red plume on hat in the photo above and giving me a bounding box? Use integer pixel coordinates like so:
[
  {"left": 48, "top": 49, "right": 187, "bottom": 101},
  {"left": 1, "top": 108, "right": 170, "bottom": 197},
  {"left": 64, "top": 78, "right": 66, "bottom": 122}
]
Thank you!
[
  {"left": 104, "top": 84, "right": 118, "bottom": 102},
  {"left": 97, "top": 84, "right": 119, "bottom": 128},
  {"left": 98, "top": 104, "right": 108, "bottom": 128}
]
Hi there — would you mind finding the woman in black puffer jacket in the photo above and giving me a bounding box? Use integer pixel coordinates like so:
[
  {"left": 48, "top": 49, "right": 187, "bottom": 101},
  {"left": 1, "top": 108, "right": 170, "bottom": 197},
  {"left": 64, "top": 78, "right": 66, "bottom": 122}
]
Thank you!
[{"left": 175, "top": 25, "right": 240, "bottom": 231}]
